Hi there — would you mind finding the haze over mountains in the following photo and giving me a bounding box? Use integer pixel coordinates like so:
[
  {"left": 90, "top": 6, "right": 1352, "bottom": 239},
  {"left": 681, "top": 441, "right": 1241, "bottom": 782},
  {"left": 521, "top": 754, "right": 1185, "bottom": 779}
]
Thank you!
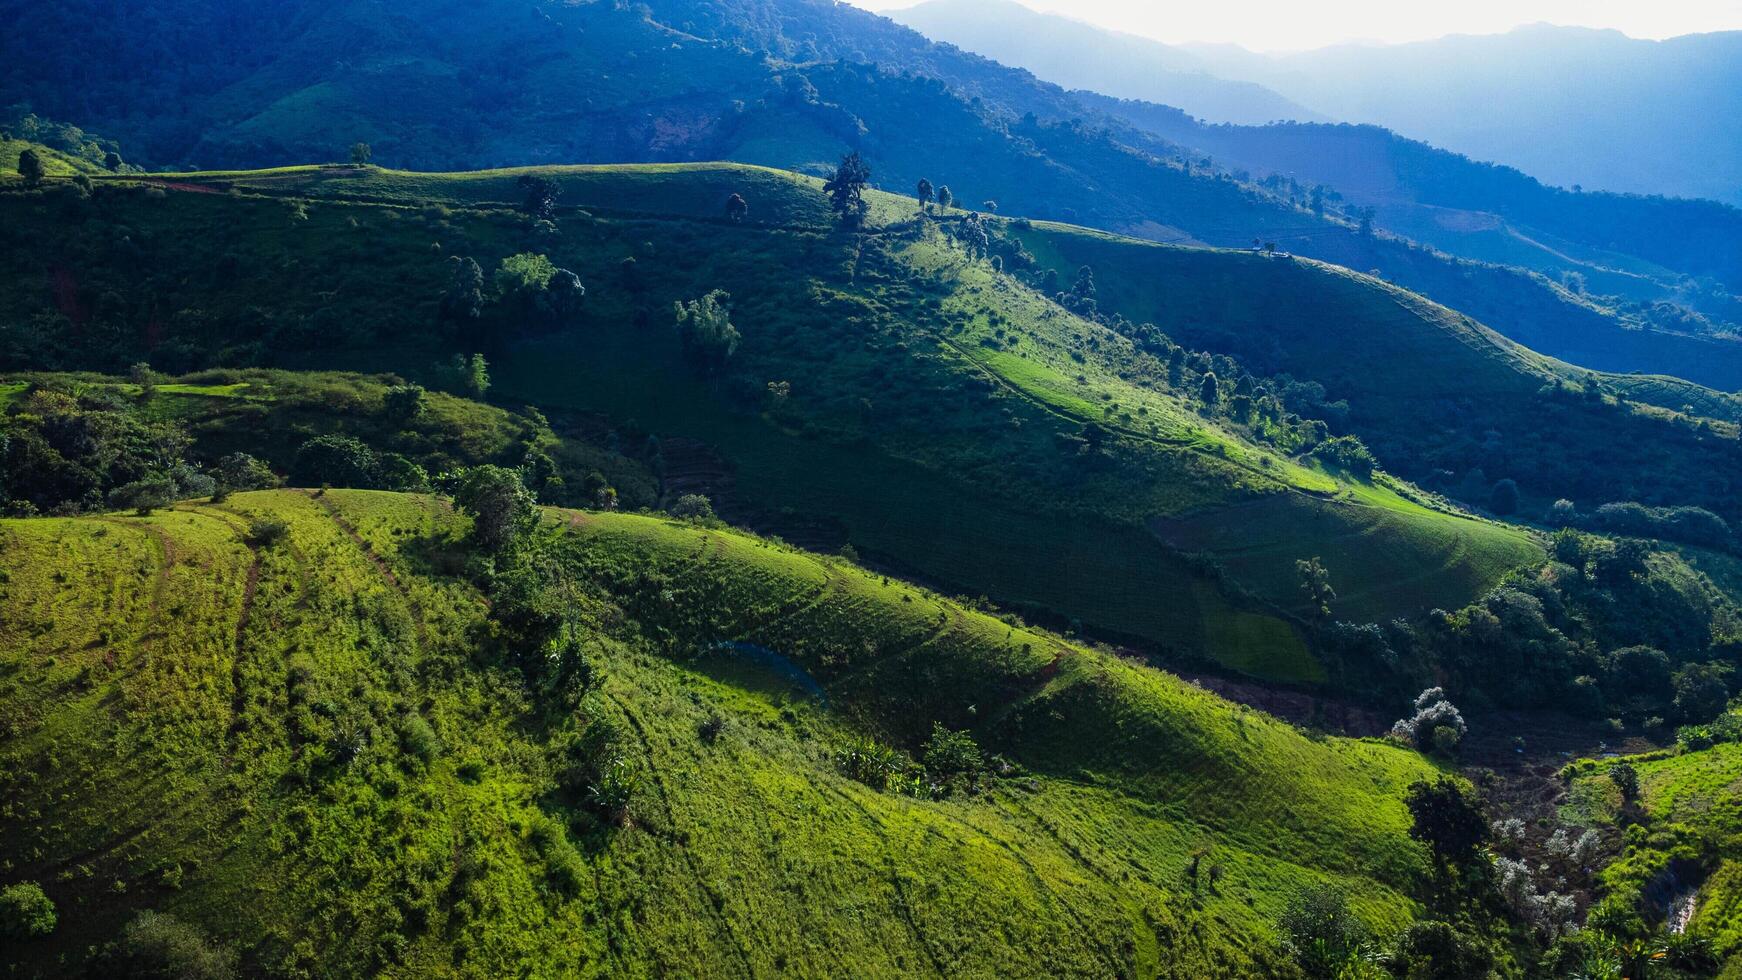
[{"left": 894, "top": 0, "right": 1742, "bottom": 206}]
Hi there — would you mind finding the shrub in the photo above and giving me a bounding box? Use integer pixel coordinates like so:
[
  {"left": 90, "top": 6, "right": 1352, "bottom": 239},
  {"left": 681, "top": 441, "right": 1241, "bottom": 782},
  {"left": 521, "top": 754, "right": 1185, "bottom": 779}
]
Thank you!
[
  {"left": 669, "top": 494, "right": 715, "bottom": 521},
  {"left": 382, "top": 384, "right": 426, "bottom": 425},
  {"left": 292, "top": 434, "right": 378, "bottom": 488},
  {"left": 587, "top": 756, "right": 639, "bottom": 822},
  {"left": 836, "top": 737, "right": 903, "bottom": 790},
  {"left": 247, "top": 517, "right": 290, "bottom": 547},
  {"left": 1308, "top": 435, "right": 1377, "bottom": 478},
  {"left": 0, "top": 881, "right": 56, "bottom": 940},
  {"left": 216, "top": 452, "right": 279, "bottom": 492},
  {"left": 922, "top": 722, "right": 982, "bottom": 778},
  {"left": 100, "top": 910, "right": 238, "bottom": 979},
  {"left": 1608, "top": 761, "right": 1639, "bottom": 802}
]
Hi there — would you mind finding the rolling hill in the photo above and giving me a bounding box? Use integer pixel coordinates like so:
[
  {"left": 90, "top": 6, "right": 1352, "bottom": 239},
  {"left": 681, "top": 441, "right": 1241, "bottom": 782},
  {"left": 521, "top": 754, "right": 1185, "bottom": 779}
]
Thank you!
[
  {"left": 0, "top": 161, "right": 1555, "bottom": 689},
  {"left": 0, "top": 488, "right": 1440, "bottom": 976},
  {"left": 6, "top": 0, "right": 1741, "bottom": 389}
]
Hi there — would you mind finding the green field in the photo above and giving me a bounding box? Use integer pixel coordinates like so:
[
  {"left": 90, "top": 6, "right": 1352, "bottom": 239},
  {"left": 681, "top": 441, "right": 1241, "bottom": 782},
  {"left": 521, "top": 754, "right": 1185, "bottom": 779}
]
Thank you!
[{"left": 0, "top": 489, "right": 1439, "bottom": 976}]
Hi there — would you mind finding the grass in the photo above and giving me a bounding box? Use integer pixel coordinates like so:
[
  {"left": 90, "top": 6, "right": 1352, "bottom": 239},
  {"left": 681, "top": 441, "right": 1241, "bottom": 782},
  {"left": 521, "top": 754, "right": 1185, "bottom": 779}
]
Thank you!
[
  {"left": 1563, "top": 739, "right": 1742, "bottom": 970},
  {"left": 0, "top": 489, "right": 1441, "bottom": 976}
]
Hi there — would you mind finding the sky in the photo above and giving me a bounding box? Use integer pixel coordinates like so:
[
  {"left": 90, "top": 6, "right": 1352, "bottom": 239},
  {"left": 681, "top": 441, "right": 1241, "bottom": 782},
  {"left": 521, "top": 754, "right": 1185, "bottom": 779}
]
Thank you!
[{"left": 857, "top": 0, "right": 1742, "bottom": 52}]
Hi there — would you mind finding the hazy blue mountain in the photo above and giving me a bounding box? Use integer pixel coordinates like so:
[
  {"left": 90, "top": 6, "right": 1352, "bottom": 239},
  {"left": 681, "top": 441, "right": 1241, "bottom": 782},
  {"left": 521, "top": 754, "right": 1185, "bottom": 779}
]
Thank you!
[
  {"left": 889, "top": 0, "right": 1322, "bottom": 125},
  {"left": 1080, "top": 95, "right": 1742, "bottom": 301},
  {"left": 1185, "top": 24, "right": 1742, "bottom": 205}
]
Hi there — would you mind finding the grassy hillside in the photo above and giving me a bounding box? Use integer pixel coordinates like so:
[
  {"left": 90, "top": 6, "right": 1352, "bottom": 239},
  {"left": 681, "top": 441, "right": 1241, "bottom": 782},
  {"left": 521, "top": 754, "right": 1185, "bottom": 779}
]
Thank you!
[
  {"left": 1562, "top": 731, "right": 1742, "bottom": 972},
  {"left": 1012, "top": 220, "right": 1742, "bottom": 528},
  {"left": 0, "top": 140, "right": 106, "bottom": 177},
  {"left": 0, "top": 489, "right": 1439, "bottom": 976},
  {"left": 0, "top": 163, "right": 1544, "bottom": 686}
]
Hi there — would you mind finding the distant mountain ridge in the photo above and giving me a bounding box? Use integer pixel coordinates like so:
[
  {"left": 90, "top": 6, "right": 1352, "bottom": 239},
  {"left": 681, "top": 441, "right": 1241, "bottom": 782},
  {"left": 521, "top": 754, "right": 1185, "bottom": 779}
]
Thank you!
[
  {"left": 1183, "top": 23, "right": 1742, "bottom": 206},
  {"left": 890, "top": 0, "right": 1323, "bottom": 125}
]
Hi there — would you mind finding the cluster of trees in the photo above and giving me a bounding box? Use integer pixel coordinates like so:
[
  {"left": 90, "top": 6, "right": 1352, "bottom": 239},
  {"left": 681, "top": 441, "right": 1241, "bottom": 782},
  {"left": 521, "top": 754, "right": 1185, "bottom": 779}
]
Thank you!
[
  {"left": 836, "top": 722, "right": 991, "bottom": 800},
  {"left": 0, "top": 378, "right": 276, "bottom": 515},
  {"left": 2, "top": 107, "right": 127, "bottom": 171},
  {"left": 441, "top": 251, "right": 585, "bottom": 340},
  {"left": 1320, "top": 529, "right": 1741, "bottom": 728}
]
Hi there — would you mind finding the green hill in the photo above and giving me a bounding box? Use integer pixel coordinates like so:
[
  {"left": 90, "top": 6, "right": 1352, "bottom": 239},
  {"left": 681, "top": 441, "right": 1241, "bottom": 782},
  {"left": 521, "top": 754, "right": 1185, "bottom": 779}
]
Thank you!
[
  {"left": 8, "top": 0, "right": 1740, "bottom": 388},
  {"left": 1011, "top": 220, "right": 1742, "bottom": 529},
  {"left": 0, "top": 489, "right": 1439, "bottom": 976},
  {"left": 0, "top": 163, "right": 1545, "bottom": 686}
]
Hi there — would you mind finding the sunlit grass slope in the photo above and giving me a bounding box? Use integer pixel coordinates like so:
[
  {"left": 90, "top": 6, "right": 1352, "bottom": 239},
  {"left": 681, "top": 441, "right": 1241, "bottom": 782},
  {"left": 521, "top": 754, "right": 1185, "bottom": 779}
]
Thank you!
[
  {"left": 0, "top": 490, "right": 1436, "bottom": 977},
  {"left": 1564, "top": 737, "right": 1742, "bottom": 971}
]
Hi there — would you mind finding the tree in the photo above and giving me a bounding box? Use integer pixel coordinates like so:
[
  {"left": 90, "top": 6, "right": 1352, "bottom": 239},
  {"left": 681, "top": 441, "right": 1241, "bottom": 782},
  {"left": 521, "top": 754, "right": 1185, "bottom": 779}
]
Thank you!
[
  {"left": 129, "top": 361, "right": 157, "bottom": 398},
  {"left": 822, "top": 151, "right": 871, "bottom": 227},
  {"left": 981, "top": 200, "right": 998, "bottom": 213},
  {"left": 0, "top": 881, "right": 55, "bottom": 940},
  {"left": 673, "top": 290, "right": 741, "bottom": 372},
  {"left": 1391, "top": 687, "right": 1467, "bottom": 755},
  {"left": 441, "top": 256, "right": 486, "bottom": 320},
  {"left": 454, "top": 464, "right": 538, "bottom": 553},
  {"left": 216, "top": 452, "right": 279, "bottom": 492},
  {"left": 725, "top": 192, "right": 748, "bottom": 223},
  {"left": 922, "top": 723, "right": 982, "bottom": 778},
  {"left": 1357, "top": 206, "right": 1376, "bottom": 238},
  {"left": 98, "top": 911, "right": 238, "bottom": 980},
  {"left": 1672, "top": 662, "right": 1729, "bottom": 723},
  {"left": 1297, "top": 557, "right": 1335, "bottom": 619},
  {"left": 104, "top": 150, "right": 123, "bottom": 171},
  {"left": 495, "top": 251, "right": 557, "bottom": 296},
  {"left": 1405, "top": 776, "right": 1487, "bottom": 865},
  {"left": 1608, "top": 761, "right": 1639, "bottom": 803},
  {"left": 1392, "top": 920, "right": 1494, "bottom": 980},
  {"left": 915, "top": 177, "right": 933, "bottom": 212},
  {"left": 544, "top": 268, "right": 586, "bottom": 320},
  {"left": 1199, "top": 371, "right": 1220, "bottom": 407},
  {"left": 1489, "top": 478, "right": 1520, "bottom": 515},
  {"left": 17, "top": 147, "right": 45, "bottom": 187},
  {"left": 957, "top": 212, "right": 989, "bottom": 258},
  {"left": 463, "top": 353, "right": 490, "bottom": 399},
  {"left": 936, "top": 184, "right": 953, "bottom": 211},
  {"left": 349, "top": 142, "right": 372, "bottom": 166},
  {"left": 518, "top": 174, "right": 558, "bottom": 220},
  {"left": 383, "top": 384, "right": 426, "bottom": 425},
  {"left": 292, "top": 434, "right": 377, "bottom": 488},
  {"left": 670, "top": 494, "right": 715, "bottom": 521},
  {"left": 1276, "top": 884, "right": 1368, "bottom": 980}
]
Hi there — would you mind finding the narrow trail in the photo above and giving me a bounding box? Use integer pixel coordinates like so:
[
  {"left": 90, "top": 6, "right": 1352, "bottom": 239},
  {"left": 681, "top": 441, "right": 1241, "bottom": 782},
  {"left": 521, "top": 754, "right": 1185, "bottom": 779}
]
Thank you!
[
  {"left": 604, "top": 690, "right": 759, "bottom": 977},
  {"left": 301, "top": 490, "right": 430, "bottom": 648},
  {"left": 91, "top": 517, "right": 174, "bottom": 659},
  {"left": 821, "top": 783, "right": 949, "bottom": 977}
]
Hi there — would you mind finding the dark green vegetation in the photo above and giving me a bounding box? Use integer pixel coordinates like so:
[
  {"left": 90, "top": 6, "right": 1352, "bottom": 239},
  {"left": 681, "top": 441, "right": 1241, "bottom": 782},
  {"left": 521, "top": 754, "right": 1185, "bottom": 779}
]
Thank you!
[
  {"left": 1014, "top": 221, "right": 1742, "bottom": 536},
  {"left": 0, "top": 370, "right": 654, "bottom": 515},
  {"left": 7, "top": 0, "right": 1741, "bottom": 388},
  {"left": 0, "top": 489, "right": 1442, "bottom": 976},
  {"left": 0, "top": 162, "right": 1551, "bottom": 689}
]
